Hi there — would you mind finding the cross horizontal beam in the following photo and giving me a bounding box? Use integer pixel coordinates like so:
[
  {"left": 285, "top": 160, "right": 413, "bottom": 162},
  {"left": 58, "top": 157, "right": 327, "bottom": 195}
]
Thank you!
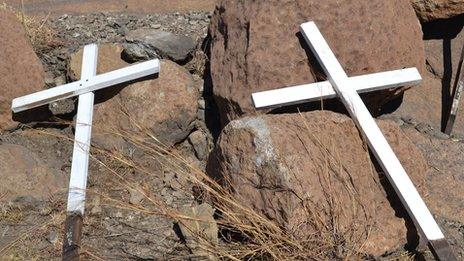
[
  {"left": 11, "top": 59, "right": 160, "bottom": 113},
  {"left": 252, "top": 68, "right": 421, "bottom": 109}
]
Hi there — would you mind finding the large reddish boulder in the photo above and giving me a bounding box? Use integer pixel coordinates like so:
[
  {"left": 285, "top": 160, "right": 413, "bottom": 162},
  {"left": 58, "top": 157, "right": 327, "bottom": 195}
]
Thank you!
[
  {"left": 210, "top": 0, "right": 426, "bottom": 125},
  {"left": 0, "top": 9, "right": 45, "bottom": 130},
  {"left": 69, "top": 44, "right": 200, "bottom": 150},
  {"left": 207, "top": 111, "right": 429, "bottom": 256},
  {"left": 411, "top": 0, "right": 464, "bottom": 22}
]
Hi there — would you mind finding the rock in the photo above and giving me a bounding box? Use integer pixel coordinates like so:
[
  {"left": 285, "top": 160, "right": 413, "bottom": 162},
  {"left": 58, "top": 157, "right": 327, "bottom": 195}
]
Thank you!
[
  {"left": 125, "top": 29, "right": 196, "bottom": 62},
  {"left": 0, "top": 143, "right": 66, "bottom": 201},
  {"left": 188, "top": 130, "right": 209, "bottom": 160},
  {"left": 179, "top": 203, "right": 218, "bottom": 260},
  {"left": 207, "top": 111, "right": 428, "bottom": 256},
  {"left": 49, "top": 99, "right": 75, "bottom": 116},
  {"left": 402, "top": 127, "right": 464, "bottom": 256},
  {"left": 122, "top": 43, "right": 158, "bottom": 63},
  {"left": 209, "top": 0, "right": 426, "bottom": 125},
  {"left": 69, "top": 44, "right": 200, "bottom": 149},
  {"left": 46, "top": 230, "right": 58, "bottom": 245},
  {"left": 391, "top": 73, "right": 464, "bottom": 136},
  {"left": 403, "top": 127, "right": 464, "bottom": 222},
  {"left": 423, "top": 17, "right": 463, "bottom": 83},
  {"left": 411, "top": 0, "right": 464, "bottom": 22},
  {"left": 129, "top": 187, "right": 145, "bottom": 205},
  {"left": 0, "top": 9, "right": 45, "bottom": 130},
  {"left": 68, "top": 43, "right": 128, "bottom": 80}
]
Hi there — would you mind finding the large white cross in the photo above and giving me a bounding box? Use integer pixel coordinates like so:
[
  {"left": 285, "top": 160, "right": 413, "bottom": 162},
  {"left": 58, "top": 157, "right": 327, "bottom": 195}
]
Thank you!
[
  {"left": 252, "top": 22, "right": 455, "bottom": 260},
  {"left": 11, "top": 44, "right": 160, "bottom": 259}
]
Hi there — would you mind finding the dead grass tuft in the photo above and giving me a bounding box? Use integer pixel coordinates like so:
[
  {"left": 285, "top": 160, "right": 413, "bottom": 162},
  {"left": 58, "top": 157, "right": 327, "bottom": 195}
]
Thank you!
[
  {"left": 1, "top": 110, "right": 385, "bottom": 260},
  {"left": 0, "top": 2, "right": 55, "bottom": 50},
  {"left": 0, "top": 204, "right": 24, "bottom": 223}
]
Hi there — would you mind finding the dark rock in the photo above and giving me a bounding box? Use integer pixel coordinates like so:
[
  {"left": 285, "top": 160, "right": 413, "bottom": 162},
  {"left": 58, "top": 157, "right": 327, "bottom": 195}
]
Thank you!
[
  {"left": 126, "top": 29, "right": 196, "bottom": 62},
  {"left": 122, "top": 43, "right": 158, "bottom": 63}
]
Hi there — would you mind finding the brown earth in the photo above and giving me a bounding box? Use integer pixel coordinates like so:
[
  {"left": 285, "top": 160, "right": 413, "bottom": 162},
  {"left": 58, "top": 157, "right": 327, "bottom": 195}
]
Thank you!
[
  {"left": 2, "top": 0, "right": 215, "bottom": 16},
  {"left": 209, "top": 0, "right": 426, "bottom": 126},
  {"left": 207, "top": 111, "right": 429, "bottom": 257}
]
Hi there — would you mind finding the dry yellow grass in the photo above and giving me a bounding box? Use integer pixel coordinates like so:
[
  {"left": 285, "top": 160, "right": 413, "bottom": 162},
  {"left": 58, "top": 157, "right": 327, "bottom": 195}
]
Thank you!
[
  {"left": 0, "top": 2, "right": 55, "bottom": 50},
  {"left": 0, "top": 110, "right": 421, "bottom": 260}
]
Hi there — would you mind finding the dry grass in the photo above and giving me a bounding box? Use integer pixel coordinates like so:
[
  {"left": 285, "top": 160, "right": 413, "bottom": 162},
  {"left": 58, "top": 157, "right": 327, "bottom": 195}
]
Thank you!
[
  {"left": 74, "top": 110, "right": 374, "bottom": 260},
  {"left": 1, "top": 111, "right": 388, "bottom": 260},
  {"left": 0, "top": 2, "right": 55, "bottom": 50}
]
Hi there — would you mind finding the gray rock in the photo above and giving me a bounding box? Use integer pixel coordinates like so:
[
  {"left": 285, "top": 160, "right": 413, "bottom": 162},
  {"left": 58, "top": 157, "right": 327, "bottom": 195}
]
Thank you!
[
  {"left": 49, "top": 98, "right": 75, "bottom": 116},
  {"left": 122, "top": 43, "right": 158, "bottom": 62},
  {"left": 188, "top": 130, "right": 208, "bottom": 160},
  {"left": 178, "top": 203, "right": 218, "bottom": 260},
  {"left": 125, "top": 29, "right": 196, "bottom": 62},
  {"left": 54, "top": 75, "right": 67, "bottom": 86},
  {"left": 129, "top": 187, "right": 145, "bottom": 205}
]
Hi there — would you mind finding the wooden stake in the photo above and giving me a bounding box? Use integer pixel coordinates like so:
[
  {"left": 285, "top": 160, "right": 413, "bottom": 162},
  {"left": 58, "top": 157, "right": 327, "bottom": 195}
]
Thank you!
[
  {"left": 444, "top": 43, "right": 464, "bottom": 135},
  {"left": 300, "top": 21, "right": 455, "bottom": 260},
  {"left": 62, "top": 44, "right": 98, "bottom": 260}
]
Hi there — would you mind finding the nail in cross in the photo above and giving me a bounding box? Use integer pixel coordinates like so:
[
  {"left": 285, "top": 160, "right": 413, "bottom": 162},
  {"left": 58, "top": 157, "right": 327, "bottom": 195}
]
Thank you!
[
  {"left": 252, "top": 22, "right": 455, "bottom": 261},
  {"left": 12, "top": 44, "right": 160, "bottom": 259}
]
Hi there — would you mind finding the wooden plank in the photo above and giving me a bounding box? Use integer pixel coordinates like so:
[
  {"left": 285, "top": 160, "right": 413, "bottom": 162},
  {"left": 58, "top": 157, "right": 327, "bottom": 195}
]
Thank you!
[
  {"left": 300, "top": 22, "right": 453, "bottom": 258},
  {"left": 444, "top": 43, "right": 464, "bottom": 135},
  {"left": 11, "top": 59, "right": 160, "bottom": 113},
  {"left": 252, "top": 68, "right": 421, "bottom": 109},
  {"left": 62, "top": 44, "right": 98, "bottom": 260},
  {"left": 66, "top": 43, "right": 98, "bottom": 215}
]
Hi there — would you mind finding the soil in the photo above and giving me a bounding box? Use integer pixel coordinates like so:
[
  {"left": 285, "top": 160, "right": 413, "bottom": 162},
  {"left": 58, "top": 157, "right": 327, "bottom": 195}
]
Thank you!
[{"left": 2, "top": 0, "right": 215, "bottom": 16}]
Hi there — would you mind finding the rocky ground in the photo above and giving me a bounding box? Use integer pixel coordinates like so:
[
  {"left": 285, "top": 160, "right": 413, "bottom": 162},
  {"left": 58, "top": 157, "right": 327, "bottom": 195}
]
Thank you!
[
  {"left": 2, "top": 0, "right": 215, "bottom": 15},
  {"left": 0, "top": 0, "right": 464, "bottom": 260}
]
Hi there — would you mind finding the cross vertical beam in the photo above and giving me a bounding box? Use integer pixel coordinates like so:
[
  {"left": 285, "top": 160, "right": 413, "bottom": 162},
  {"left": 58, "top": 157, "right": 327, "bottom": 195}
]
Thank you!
[
  {"left": 444, "top": 43, "right": 464, "bottom": 135},
  {"left": 300, "top": 22, "right": 455, "bottom": 260},
  {"left": 62, "top": 44, "right": 98, "bottom": 261}
]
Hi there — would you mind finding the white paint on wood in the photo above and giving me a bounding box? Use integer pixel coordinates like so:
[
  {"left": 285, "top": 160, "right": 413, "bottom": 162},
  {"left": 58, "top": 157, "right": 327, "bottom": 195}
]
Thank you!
[
  {"left": 11, "top": 59, "right": 160, "bottom": 113},
  {"left": 252, "top": 68, "right": 421, "bottom": 109},
  {"left": 66, "top": 44, "right": 98, "bottom": 214},
  {"left": 299, "top": 21, "right": 444, "bottom": 241}
]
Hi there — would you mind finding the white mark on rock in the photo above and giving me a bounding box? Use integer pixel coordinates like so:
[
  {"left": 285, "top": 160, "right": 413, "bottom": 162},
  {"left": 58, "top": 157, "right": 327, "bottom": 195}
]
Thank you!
[{"left": 231, "top": 117, "right": 276, "bottom": 167}]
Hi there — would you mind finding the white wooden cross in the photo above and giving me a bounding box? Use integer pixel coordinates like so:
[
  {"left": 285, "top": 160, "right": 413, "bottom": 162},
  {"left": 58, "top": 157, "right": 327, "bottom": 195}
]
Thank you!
[
  {"left": 11, "top": 44, "right": 160, "bottom": 259},
  {"left": 252, "top": 22, "right": 456, "bottom": 260}
]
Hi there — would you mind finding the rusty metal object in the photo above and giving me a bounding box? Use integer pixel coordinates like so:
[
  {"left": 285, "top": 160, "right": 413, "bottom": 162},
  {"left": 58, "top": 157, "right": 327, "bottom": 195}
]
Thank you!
[{"left": 62, "top": 213, "right": 83, "bottom": 261}]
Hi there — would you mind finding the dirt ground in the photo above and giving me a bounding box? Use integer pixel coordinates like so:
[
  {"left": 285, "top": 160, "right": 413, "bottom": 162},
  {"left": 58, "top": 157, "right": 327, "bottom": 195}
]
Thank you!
[{"left": 2, "top": 0, "right": 216, "bottom": 15}]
